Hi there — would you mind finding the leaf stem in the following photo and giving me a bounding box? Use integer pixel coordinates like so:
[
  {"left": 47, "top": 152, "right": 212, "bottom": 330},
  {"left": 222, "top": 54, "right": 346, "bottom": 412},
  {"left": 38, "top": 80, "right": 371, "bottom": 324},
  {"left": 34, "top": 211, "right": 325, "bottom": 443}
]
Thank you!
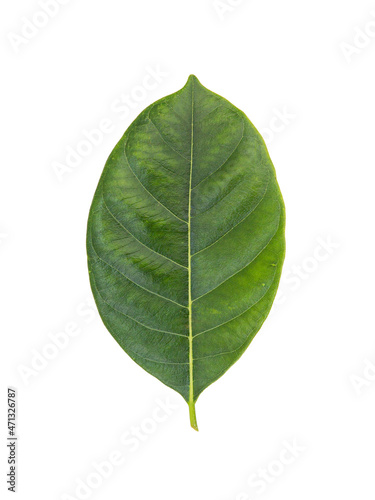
[{"left": 189, "top": 399, "right": 199, "bottom": 431}]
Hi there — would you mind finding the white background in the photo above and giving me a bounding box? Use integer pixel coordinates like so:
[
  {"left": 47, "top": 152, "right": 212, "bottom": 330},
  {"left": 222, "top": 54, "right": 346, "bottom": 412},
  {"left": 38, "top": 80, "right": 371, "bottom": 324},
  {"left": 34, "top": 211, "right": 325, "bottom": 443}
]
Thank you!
[{"left": 1, "top": 0, "right": 375, "bottom": 499}]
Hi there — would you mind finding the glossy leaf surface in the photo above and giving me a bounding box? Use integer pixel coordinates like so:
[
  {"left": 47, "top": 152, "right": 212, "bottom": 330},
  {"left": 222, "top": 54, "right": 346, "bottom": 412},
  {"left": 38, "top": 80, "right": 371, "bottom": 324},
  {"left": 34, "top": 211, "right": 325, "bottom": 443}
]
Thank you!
[{"left": 87, "top": 76, "right": 285, "bottom": 430}]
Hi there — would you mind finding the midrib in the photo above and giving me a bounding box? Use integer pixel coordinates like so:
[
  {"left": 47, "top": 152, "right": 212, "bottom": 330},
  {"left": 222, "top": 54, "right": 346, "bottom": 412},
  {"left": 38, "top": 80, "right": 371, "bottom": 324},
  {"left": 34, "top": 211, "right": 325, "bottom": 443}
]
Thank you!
[{"left": 188, "top": 79, "right": 198, "bottom": 431}]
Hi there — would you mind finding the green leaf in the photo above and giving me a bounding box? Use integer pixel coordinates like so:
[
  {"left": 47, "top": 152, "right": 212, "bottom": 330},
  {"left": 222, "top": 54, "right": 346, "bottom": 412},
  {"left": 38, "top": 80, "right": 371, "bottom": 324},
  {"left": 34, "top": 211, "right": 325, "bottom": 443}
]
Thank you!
[{"left": 87, "top": 75, "right": 285, "bottom": 430}]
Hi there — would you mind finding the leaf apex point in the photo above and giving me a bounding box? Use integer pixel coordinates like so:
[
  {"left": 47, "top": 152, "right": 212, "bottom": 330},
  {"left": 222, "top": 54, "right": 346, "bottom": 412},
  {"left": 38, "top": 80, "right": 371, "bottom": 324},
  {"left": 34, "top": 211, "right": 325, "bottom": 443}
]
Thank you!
[{"left": 187, "top": 74, "right": 199, "bottom": 84}]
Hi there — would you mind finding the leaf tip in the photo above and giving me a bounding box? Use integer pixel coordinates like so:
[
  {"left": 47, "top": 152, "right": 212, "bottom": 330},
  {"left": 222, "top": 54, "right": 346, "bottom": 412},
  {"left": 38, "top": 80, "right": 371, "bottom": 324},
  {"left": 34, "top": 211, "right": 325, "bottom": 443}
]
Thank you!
[{"left": 186, "top": 74, "right": 200, "bottom": 86}]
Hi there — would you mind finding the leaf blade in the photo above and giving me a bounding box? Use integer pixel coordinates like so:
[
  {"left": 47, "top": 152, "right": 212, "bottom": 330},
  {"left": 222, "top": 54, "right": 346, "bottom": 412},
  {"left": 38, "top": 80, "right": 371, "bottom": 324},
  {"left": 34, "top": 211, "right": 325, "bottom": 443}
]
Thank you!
[{"left": 87, "top": 75, "right": 285, "bottom": 430}]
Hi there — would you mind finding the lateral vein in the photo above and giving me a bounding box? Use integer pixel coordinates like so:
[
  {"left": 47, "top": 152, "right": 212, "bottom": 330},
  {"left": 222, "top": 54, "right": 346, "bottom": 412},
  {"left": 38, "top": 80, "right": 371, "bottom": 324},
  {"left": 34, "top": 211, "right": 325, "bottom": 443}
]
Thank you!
[
  {"left": 102, "top": 196, "right": 188, "bottom": 270},
  {"left": 90, "top": 233, "right": 188, "bottom": 309},
  {"left": 90, "top": 265, "right": 187, "bottom": 338},
  {"left": 123, "top": 144, "right": 188, "bottom": 224}
]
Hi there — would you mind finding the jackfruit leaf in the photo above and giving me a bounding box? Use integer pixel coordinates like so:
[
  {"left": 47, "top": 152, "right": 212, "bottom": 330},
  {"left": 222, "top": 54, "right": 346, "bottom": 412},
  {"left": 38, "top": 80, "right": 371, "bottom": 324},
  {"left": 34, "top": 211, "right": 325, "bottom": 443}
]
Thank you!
[{"left": 87, "top": 76, "right": 286, "bottom": 430}]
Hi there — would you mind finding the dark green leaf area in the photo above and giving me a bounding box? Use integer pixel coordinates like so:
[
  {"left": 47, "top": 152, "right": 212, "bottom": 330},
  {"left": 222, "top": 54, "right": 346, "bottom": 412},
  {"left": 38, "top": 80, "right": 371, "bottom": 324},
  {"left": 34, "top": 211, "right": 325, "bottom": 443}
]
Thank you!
[{"left": 87, "top": 76, "right": 285, "bottom": 419}]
